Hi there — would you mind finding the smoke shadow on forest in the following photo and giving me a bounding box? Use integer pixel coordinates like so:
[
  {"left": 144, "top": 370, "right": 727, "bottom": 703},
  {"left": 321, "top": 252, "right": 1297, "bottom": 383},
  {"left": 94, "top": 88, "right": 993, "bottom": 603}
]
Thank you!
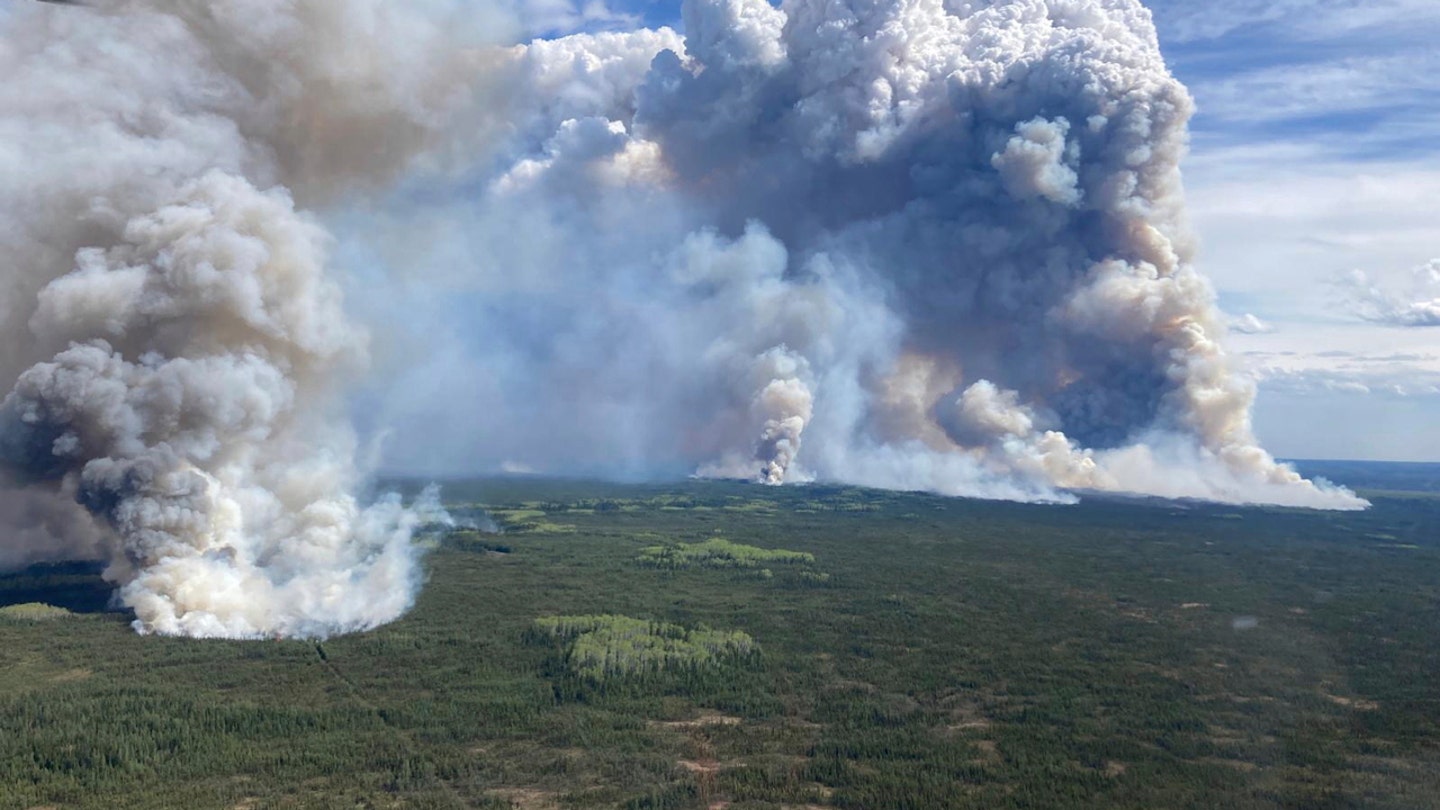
[{"left": 0, "top": 560, "right": 121, "bottom": 615}]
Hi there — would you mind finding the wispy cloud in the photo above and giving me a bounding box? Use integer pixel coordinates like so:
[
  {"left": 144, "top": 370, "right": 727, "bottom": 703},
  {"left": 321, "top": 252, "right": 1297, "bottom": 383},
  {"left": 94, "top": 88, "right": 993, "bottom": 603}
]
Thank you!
[
  {"left": 1151, "top": 0, "right": 1440, "bottom": 159},
  {"left": 1254, "top": 367, "right": 1440, "bottom": 399},
  {"left": 1335, "top": 261, "right": 1440, "bottom": 327},
  {"left": 1241, "top": 339, "right": 1440, "bottom": 399},
  {"left": 1194, "top": 52, "right": 1438, "bottom": 123},
  {"left": 1183, "top": 153, "right": 1440, "bottom": 323},
  {"left": 1151, "top": 0, "right": 1440, "bottom": 46},
  {"left": 1150, "top": 0, "right": 1316, "bottom": 43},
  {"left": 516, "top": 0, "right": 640, "bottom": 37}
]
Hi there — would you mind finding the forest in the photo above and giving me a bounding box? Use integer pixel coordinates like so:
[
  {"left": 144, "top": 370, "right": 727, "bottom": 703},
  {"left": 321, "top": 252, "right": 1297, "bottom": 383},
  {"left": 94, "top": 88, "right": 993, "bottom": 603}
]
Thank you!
[{"left": 3, "top": 464, "right": 1439, "bottom": 809}]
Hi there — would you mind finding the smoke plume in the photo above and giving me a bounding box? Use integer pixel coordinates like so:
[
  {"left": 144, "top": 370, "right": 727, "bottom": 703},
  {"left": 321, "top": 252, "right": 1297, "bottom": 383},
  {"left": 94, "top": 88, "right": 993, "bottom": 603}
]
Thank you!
[
  {"left": 2, "top": 0, "right": 1365, "bottom": 637},
  {"left": 0, "top": 0, "right": 502, "bottom": 637},
  {"left": 351, "top": 0, "right": 1362, "bottom": 509}
]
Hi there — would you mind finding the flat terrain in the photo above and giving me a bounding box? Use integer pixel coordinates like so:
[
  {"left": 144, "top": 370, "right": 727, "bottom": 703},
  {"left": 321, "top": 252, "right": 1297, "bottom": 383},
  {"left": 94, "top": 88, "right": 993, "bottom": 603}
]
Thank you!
[{"left": 3, "top": 469, "right": 1440, "bottom": 809}]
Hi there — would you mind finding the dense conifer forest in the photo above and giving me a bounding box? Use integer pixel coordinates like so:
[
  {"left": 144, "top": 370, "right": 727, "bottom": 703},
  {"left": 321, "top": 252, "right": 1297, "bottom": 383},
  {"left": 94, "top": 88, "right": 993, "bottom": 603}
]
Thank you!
[{"left": 3, "top": 467, "right": 1439, "bottom": 808}]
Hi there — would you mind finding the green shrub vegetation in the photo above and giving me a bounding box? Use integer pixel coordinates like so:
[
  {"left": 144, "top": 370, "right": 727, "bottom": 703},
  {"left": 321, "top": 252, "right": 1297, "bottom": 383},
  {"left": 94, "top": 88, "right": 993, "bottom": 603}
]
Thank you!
[
  {"left": 2, "top": 473, "right": 1439, "bottom": 808},
  {"left": 637, "top": 537, "right": 815, "bottom": 570},
  {"left": 532, "top": 615, "right": 757, "bottom": 681},
  {"left": 0, "top": 601, "right": 73, "bottom": 621}
]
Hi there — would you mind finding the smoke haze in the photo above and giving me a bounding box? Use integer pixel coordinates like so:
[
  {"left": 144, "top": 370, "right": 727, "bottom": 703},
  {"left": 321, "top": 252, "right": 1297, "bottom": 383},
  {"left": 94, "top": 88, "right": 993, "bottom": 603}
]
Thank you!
[{"left": 0, "top": 0, "right": 1364, "bottom": 637}]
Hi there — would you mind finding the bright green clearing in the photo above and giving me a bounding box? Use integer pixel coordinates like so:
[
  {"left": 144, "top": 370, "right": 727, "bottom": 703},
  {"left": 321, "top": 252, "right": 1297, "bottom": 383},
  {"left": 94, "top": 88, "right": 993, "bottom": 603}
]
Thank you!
[
  {"left": 0, "top": 601, "right": 73, "bottom": 621},
  {"left": 532, "top": 615, "right": 757, "bottom": 681},
  {"left": 637, "top": 537, "right": 815, "bottom": 570}
]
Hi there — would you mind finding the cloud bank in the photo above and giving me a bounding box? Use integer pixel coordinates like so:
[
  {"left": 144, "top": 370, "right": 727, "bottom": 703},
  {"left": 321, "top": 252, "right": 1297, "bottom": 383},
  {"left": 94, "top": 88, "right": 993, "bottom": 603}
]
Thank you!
[{"left": 0, "top": 0, "right": 1364, "bottom": 636}]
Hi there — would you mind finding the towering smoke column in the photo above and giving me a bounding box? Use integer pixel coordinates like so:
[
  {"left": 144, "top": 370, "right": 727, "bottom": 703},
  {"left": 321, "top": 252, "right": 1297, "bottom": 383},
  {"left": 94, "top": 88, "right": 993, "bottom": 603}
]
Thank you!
[
  {"left": 363, "top": 0, "right": 1362, "bottom": 508},
  {"left": 0, "top": 1, "right": 502, "bottom": 637}
]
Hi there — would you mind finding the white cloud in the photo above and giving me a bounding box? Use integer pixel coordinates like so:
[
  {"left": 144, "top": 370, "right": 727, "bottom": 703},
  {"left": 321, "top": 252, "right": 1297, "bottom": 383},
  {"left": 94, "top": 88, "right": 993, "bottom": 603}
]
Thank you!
[
  {"left": 1149, "top": 0, "right": 1312, "bottom": 43},
  {"left": 1335, "top": 261, "right": 1440, "bottom": 327},
  {"left": 514, "top": 0, "right": 640, "bottom": 36},
  {"left": 1245, "top": 335, "right": 1440, "bottom": 461},
  {"left": 1191, "top": 51, "right": 1440, "bottom": 128},
  {"left": 1183, "top": 150, "right": 1440, "bottom": 320},
  {"left": 1228, "top": 313, "right": 1274, "bottom": 334},
  {"left": 1290, "top": 0, "right": 1440, "bottom": 40},
  {"left": 1149, "top": 0, "right": 1440, "bottom": 44},
  {"left": 1239, "top": 333, "right": 1440, "bottom": 460},
  {"left": 1254, "top": 367, "right": 1440, "bottom": 399},
  {"left": 1151, "top": 0, "right": 1440, "bottom": 165}
]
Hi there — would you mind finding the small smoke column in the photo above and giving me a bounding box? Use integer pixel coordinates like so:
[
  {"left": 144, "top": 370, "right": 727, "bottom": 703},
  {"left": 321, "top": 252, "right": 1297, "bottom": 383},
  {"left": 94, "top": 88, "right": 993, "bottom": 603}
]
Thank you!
[
  {"left": 751, "top": 349, "right": 814, "bottom": 484},
  {"left": 0, "top": 1, "right": 505, "bottom": 636}
]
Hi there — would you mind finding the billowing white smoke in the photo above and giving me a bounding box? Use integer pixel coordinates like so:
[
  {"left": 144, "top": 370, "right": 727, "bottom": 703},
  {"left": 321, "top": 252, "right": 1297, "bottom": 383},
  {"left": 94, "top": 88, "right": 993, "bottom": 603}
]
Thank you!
[
  {"left": 0, "top": 0, "right": 504, "bottom": 637},
  {"left": 356, "top": 0, "right": 1362, "bottom": 508},
  {"left": 2, "top": 0, "right": 1365, "bottom": 639},
  {"left": 752, "top": 358, "right": 814, "bottom": 486},
  {"left": 699, "top": 346, "right": 815, "bottom": 484}
]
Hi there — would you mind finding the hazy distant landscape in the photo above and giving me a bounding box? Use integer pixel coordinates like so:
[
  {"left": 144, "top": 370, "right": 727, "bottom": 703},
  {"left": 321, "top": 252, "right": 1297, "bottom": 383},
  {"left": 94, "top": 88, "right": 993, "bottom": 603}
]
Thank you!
[
  {"left": 4, "top": 463, "right": 1438, "bottom": 809},
  {"left": 1287, "top": 461, "right": 1440, "bottom": 497}
]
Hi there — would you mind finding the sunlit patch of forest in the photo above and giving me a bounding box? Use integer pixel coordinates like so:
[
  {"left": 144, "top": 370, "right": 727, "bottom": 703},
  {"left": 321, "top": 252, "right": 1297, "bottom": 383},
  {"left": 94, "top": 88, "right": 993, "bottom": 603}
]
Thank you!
[
  {"left": 3, "top": 471, "right": 1440, "bottom": 809},
  {"left": 636, "top": 537, "right": 815, "bottom": 570},
  {"left": 530, "top": 615, "right": 758, "bottom": 682}
]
